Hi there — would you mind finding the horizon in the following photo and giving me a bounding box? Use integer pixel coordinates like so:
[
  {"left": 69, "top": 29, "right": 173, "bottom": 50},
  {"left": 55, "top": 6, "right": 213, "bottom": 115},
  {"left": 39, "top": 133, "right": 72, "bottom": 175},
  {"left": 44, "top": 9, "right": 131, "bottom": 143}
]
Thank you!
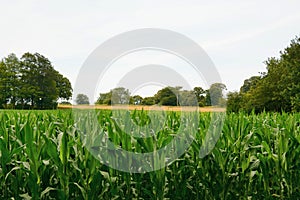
[{"left": 1, "top": 1, "right": 300, "bottom": 102}]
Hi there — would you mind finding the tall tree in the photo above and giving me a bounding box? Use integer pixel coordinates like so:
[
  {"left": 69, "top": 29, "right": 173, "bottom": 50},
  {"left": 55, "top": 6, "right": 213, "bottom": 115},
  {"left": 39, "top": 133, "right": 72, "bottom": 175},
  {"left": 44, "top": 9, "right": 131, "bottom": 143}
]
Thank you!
[
  {"left": 56, "top": 73, "right": 72, "bottom": 101},
  {"left": 96, "top": 91, "right": 112, "bottom": 105},
  {"left": 20, "top": 53, "right": 58, "bottom": 109},
  {"left": 208, "top": 83, "right": 227, "bottom": 106},
  {"left": 96, "top": 87, "right": 130, "bottom": 105},
  {"left": 226, "top": 91, "right": 243, "bottom": 113},
  {"left": 240, "top": 76, "right": 261, "bottom": 94},
  {"left": 179, "top": 90, "right": 198, "bottom": 106},
  {"left": 0, "top": 52, "right": 72, "bottom": 109},
  {"left": 227, "top": 36, "right": 300, "bottom": 113},
  {"left": 111, "top": 87, "right": 130, "bottom": 104},
  {"left": 0, "top": 54, "right": 21, "bottom": 108},
  {"left": 141, "top": 97, "right": 156, "bottom": 105},
  {"left": 131, "top": 95, "right": 143, "bottom": 105},
  {"left": 193, "top": 86, "right": 206, "bottom": 106},
  {"left": 154, "top": 87, "right": 178, "bottom": 106},
  {"left": 75, "top": 94, "right": 90, "bottom": 105}
]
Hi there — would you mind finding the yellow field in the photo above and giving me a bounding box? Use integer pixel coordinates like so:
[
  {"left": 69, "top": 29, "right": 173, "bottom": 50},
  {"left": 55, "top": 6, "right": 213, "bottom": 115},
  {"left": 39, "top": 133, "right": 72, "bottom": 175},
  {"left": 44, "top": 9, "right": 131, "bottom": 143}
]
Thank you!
[{"left": 58, "top": 104, "right": 226, "bottom": 112}]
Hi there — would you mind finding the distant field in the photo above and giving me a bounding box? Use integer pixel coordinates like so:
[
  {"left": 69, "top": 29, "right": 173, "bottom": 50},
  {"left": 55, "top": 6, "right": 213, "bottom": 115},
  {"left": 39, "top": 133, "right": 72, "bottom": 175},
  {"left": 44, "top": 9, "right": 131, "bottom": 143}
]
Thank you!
[{"left": 58, "top": 104, "right": 226, "bottom": 112}]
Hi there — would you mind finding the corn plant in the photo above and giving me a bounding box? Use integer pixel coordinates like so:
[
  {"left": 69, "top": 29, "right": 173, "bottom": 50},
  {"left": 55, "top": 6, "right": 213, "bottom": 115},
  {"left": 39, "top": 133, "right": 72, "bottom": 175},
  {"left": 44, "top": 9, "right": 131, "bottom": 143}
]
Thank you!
[{"left": 0, "top": 109, "right": 300, "bottom": 199}]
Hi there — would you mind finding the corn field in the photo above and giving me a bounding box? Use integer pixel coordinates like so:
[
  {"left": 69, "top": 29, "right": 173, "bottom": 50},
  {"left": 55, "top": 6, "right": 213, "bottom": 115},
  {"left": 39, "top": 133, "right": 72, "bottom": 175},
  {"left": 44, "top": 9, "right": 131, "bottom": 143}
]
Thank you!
[{"left": 0, "top": 109, "right": 300, "bottom": 199}]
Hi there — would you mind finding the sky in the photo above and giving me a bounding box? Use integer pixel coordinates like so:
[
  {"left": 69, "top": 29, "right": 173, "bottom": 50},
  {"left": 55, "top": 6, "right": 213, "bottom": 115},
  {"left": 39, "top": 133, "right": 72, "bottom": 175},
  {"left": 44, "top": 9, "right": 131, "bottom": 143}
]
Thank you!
[{"left": 1, "top": 0, "right": 300, "bottom": 101}]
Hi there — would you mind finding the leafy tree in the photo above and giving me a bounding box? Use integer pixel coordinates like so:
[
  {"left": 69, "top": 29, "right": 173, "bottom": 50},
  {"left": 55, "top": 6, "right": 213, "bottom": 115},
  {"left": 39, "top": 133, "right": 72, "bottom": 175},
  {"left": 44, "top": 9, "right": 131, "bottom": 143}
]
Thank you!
[
  {"left": 205, "top": 90, "right": 211, "bottom": 106},
  {"left": 226, "top": 92, "right": 243, "bottom": 113},
  {"left": 291, "top": 94, "right": 300, "bottom": 112},
  {"left": 207, "top": 83, "right": 227, "bottom": 106},
  {"left": 240, "top": 76, "right": 261, "bottom": 93},
  {"left": 56, "top": 74, "right": 72, "bottom": 101},
  {"left": 75, "top": 94, "right": 90, "bottom": 105},
  {"left": 60, "top": 101, "right": 72, "bottom": 105},
  {"left": 141, "top": 97, "right": 156, "bottom": 105},
  {"left": 96, "top": 91, "right": 112, "bottom": 105},
  {"left": 227, "top": 36, "right": 300, "bottom": 113},
  {"left": 96, "top": 87, "right": 130, "bottom": 105},
  {"left": 179, "top": 90, "right": 198, "bottom": 106},
  {"left": 154, "top": 86, "right": 179, "bottom": 106},
  {"left": 111, "top": 87, "right": 130, "bottom": 104},
  {"left": 0, "top": 52, "right": 72, "bottom": 109},
  {"left": 160, "top": 96, "right": 177, "bottom": 106},
  {"left": 278, "top": 37, "right": 300, "bottom": 112},
  {"left": 131, "top": 95, "right": 143, "bottom": 105},
  {"left": 193, "top": 87, "right": 206, "bottom": 106},
  {"left": 0, "top": 54, "right": 21, "bottom": 108},
  {"left": 19, "top": 53, "right": 72, "bottom": 109}
]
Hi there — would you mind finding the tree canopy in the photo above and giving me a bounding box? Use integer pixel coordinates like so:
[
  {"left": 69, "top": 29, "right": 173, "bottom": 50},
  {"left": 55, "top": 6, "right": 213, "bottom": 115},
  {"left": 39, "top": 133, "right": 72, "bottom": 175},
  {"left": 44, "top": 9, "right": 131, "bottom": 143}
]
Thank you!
[
  {"left": 75, "top": 94, "right": 90, "bottom": 105},
  {"left": 95, "top": 84, "right": 226, "bottom": 107},
  {"left": 227, "top": 36, "right": 300, "bottom": 113},
  {"left": 0, "top": 53, "right": 72, "bottom": 109}
]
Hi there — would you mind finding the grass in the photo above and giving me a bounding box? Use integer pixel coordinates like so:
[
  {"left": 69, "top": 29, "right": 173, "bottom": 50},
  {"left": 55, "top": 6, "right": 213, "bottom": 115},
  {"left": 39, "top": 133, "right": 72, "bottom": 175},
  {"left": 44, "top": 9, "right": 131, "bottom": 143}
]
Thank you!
[{"left": 0, "top": 109, "right": 300, "bottom": 199}]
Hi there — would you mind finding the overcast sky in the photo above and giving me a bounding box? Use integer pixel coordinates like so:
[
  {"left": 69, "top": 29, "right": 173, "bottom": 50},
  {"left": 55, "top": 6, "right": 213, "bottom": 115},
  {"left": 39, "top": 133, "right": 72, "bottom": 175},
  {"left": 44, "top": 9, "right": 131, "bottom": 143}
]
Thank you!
[{"left": 1, "top": 0, "right": 300, "bottom": 100}]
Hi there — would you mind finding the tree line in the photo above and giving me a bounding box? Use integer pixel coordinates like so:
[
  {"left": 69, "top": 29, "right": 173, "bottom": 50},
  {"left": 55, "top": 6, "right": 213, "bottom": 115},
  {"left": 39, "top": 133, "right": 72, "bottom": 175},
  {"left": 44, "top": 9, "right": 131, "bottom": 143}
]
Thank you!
[
  {"left": 227, "top": 36, "right": 300, "bottom": 113},
  {"left": 76, "top": 83, "right": 227, "bottom": 107},
  {"left": 0, "top": 53, "right": 72, "bottom": 109},
  {"left": 3, "top": 35, "right": 299, "bottom": 112}
]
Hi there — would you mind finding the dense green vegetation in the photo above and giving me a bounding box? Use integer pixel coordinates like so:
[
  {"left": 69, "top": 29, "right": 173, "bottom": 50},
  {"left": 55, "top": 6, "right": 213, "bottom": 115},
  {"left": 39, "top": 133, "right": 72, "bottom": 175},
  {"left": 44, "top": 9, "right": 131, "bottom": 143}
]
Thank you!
[
  {"left": 227, "top": 36, "right": 300, "bottom": 113},
  {"left": 0, "top": 53, "right": 72, "bottom": 109},
  {"left": 1, "top": 109, "right": 300, "bottom": 199},
  {"left": 95, "top": 83, "right": 226, "bottom": 107},
  {"left": 75, "top": 94, "right": 90, "bottom": 105}
]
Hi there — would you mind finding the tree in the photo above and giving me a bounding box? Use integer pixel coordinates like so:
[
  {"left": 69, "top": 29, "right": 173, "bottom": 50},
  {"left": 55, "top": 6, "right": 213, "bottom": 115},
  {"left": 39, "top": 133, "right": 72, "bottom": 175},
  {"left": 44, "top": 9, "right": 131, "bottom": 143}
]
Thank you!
[
  {"left": 141, "top": 97, "right": 156, "bottom": 105},
  {"left": 96, "top": 87, "right": 130, "bottom": 105},
  {"left": 207, "top": 83, "right": 227, "bottom": 106},
  {"left": 180, "top": 90, "right": 198, "bottom": 106},
  {"left": 240, "top": 76, "right": 261, "bottom": 94},
  {"left": 0, "top": 54, "right": 21, "bottom": 108},
  {"left": 19, "top": 53, "right": 72, "bottom": 109},
  {"left": 56, "top": 74, "right": 72, "bottom": 101},
  {"left": 154, "top": 86, "right": 180, "bottom": 106},
  {"left": 111, "top": 87, "right": 130, "bottom": 104},
  {"left": 226, "top": 91, "right": 243, "bottom": 113},
  {"left": 131, "top": 95, "right": 143, "bottom": 105},
  {"left": 96, "top": 91, "right": 112, "bottom": 105},
  {"left": 193, "top": 86, "right": 206, "bottom": 106},
  {"left": 160, "top": 95, "right": 177, "bottom": 106},
  {"left": 0, "top": 52, "right": 72, "bottom": 109},
  {"left": 227, "top": 36, "right": 300, "bottom": 113},
  {"left": 76, "top": 94, "right": 90, "bottom": 105}
]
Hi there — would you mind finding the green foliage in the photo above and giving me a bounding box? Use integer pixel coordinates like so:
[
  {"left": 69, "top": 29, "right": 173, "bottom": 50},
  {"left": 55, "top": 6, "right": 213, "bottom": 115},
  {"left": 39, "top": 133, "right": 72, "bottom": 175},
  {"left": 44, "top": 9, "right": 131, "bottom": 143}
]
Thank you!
[
  {"left": 141, "top": 96, "right": 156, "bottom": 105},
  {"left": 130, "top": 95, "right": 143, "bottom": 105},
  {"left": 0, "top": 54, "right": 21, "bottom": 107},
  {"left": 228, "top": 36, "right": 300, "bottom": 113},
  {"left": 111, "top": 87, "right": 130, "bottom": 104},
  {"left": 96, "top": 91, "right": 112, "bottom": 105},
  {"left": 154, "top": 86, "right": 179, "bottom": 106},
  {"left": 194, "top": 87, "right": 206, "bottom": 106},
  {"left": 206, "top": 83, "right": 227, "bottom": 106},
  {"left": 239, "top": 76, "right": 261, "bottom": 93},
  {"left": 179, "top": 90, "right": 198, "bottom": 106},
  {"left": 226, "top": 92, "right": 243, "bottom": 113},
  {"left": 75, "top": 94, "right": 90, "bottom": 105},
  {"left": 0, "top": 53, "right": 72, "bottom": 109},
  {"left": 60, "top": 101, "right": 72, "bottom": 105},
  {"left": 1, "top": 110, "right": 300, "bottom": 199},
  {"left": 96, "top": 87, "right": 130, "bottom": 105},
  {"left": 96, "top": 85, "right": 225, "bottom": 108}
]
